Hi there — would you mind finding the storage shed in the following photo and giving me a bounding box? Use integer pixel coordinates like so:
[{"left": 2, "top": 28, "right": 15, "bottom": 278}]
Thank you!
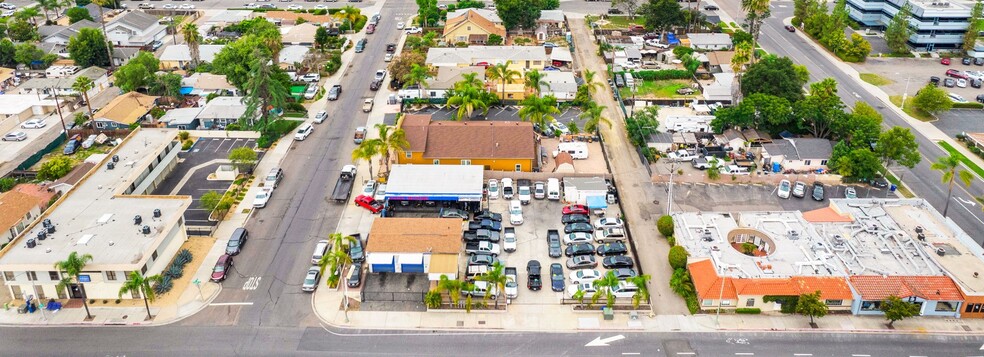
[{"left": 562, "top": 177, "right": 608, "bottom": 205}]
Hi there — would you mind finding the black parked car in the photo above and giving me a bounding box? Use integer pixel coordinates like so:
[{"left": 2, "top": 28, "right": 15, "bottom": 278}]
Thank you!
[
  {"left": 550, "top": 263, "right": 565, "bottom": 292},
  {"left": 463, "top": 229, "right": 500, "bottom": 242},
  {"left": 564, "top": 222, "right": 593, "bottom": 234},
  {"left": 870, "top": 175, "right": 890, "bottom": 188},
  {"left": 562, "top": 214, "right": 590, "bottom": 224},
  {"left": 929, "top": 76, "right": 941, "bottom": 86},
  {"left": 547, "top": 230, "right": 562, "bottom": 258},
  {"left": 527, "top": 260, "right": 542, "bottom": 291},
  {"left": 963, "top": 57, "right": 973, "bottom": 65},
  {"left": 468, "top": 219, "right": 502, "bottom": 232},
  {"left": 348, "top": 236, "right": 364, "bottom": 263},
  {"left": 602, "top": 256, "right": 634, "bottom": 269},
  {"left": 347, "top": 262, "right": 363, "bottom": 287},
  {"left": 976, "top": 57, "right": 984, "bottom": 66},
  {"left": 811, "top": 182, "right": 825, "bottom": 201},
  {"left": 564, "top": 243, "right": 595, "bottom": 257},
  {"left": 475, "top": 210, "right": 502, "bottom": 222},
  {"left": 596, "top": 241, "right": 628, "bottom": 256}
]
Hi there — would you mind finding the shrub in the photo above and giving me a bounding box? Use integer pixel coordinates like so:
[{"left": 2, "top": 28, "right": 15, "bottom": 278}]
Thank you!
[
  {"left": 628, "top": 69, "right": 691, "bottom": 81},
  {"left": 115, "top": 299, "right": 121, "bottom": 304},
  {"left": 657, "top": 215, "right": 674, "bottom": 237},
  {"left": 424, "top": 290, "right": 442, "bottom": 308},
  {"left": 38, "top": 157, "right": 75, "bottom": 181},
  {"left": 667, "top": 235, "right": 676, "bottom": 247},
  {"left": 89, "top": 299, "right": 95, "bottom": 304},
  {"left": 953, "top": 102, "right": 984, "bottom": 109},
  {"left": 0, "top": 177, "right": 16, "bottom": 192},
  {"left": 166, "top": 265, "right": 184, "bottom": 279},
  {"left": 736, "top": 308, "right": 761, "bottom": 314},
  {"left": 668, "top": 246, "right": 688, "bottom": 270},
  {"left": 182, "top": 139, "right": 194, "bottom": 150},
  {"left": 178, "top": 131, "right": 190, "bottom": 141}
]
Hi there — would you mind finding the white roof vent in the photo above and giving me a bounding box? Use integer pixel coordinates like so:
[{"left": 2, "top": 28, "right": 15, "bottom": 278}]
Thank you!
[
  {"left": 97, "top": 213, "right": 114, "bottom": 224},
  {"left": 77, "top": 234, "right": 94, "bottom": 246}
]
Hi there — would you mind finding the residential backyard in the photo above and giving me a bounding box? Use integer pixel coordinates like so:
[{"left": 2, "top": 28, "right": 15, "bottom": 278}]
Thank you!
[
  {"left": 619, "top": 79, "right": 700, "bottom": 99},
  {"left": 585, "top": 15, "right": 645, "bottom": 29}
]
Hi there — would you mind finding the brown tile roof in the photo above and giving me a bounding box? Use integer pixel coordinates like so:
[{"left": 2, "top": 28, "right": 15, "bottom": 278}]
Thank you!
[
  {"left": 850, "top": 276, "right": 965, "bottom": 301},
  {"left": 689, "top": 259, "right": 738, "bottom": 300},
  {"left": 791, "top": 277, "right": 854, "bottom": 300},
  {"left": 94, "top": 92, "right": 157, "bottom": 125},
  {"left": 11, "top": 184, "right": 57, "bottom": 210},
  {"left": 365, "top": 218, "right": 463, "bottom": 254},
  {"left": 706, "top": 51, "right": 735, "bottom": 66},
  {"left": 443, "top": 9, "right": 506, "bottom": 39},
  {"left": 802, "top": 207, "right": 853, "bottom": 223},
  {"left": 402, "top": 115, "right": 536, "bottom": 160},
  {"left": 52, "top": 162, "right": 96, "bottom": 188},
  {"left": 0, "top": 191, "right": 42, "bottom": 232},
  {"left": 401, "top": 114, "right": 432, "bottom": 152},
  {"left": 554, "top": 152, "right": 573, "bottom": 167},
  {"left": 690, "top": 259, "right": 854, "bottom": 300}
]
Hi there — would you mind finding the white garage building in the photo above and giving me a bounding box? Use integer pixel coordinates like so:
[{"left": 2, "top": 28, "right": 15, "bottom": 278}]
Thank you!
[{"left": 365, "top": 218, "right": 462, "bottom": 281}]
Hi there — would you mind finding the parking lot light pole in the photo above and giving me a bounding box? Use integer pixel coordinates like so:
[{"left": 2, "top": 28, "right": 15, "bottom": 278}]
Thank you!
[
  {"left": 666, "top": 161, "right": 677, "bottom": 216},
  {"left": 49, "top": 86, "right": 69, "bottom": 141},
  {"left": 897, "top": 73, "right": 911, "bottom": 111}
]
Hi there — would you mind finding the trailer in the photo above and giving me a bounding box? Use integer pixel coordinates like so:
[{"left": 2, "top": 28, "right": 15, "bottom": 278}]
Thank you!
[{"left": 331, "top": 165, "right": 357, "bottom": 203}]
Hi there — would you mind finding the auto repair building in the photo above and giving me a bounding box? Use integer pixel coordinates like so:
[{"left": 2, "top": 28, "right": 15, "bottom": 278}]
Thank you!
[
  {"left": 364, "top": 218, "right": 462, "bottom": 280},
  {"left": 383, "top": 164, "right": 484, "bottom": 212}
]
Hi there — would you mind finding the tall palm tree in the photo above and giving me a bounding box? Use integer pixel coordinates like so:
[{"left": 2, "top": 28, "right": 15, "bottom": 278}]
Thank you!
[
  {"left": 475, "top": 262, "right": 508, "bottom": 308},
  {"left": 447, "top": 85, "right": 489, "bottom": 120},
  {"left": 351, "top": 140, "right": 380, "bottom": 179},
  {"left": 362, "top": 124, "right": 409, "bottom": 176},
  {"left": 38, "top": 0, "right": 56, "bottom": 23},
  {"left": 15, "top": 7, "right": 41, "bottom": 25},
  {"left": 438, "top": 274, "right": 464, "bottom": 306},
  {"left": 740, "top": 0, "right": 770, "bottom": 63},
  {"left": 486, "top": 61, "right": 520, "bottom": 100},
  {"left": 579, "top": 102, "right": 612, "bottom": 133},
  {"left": 403, "top": 64, "right": 432, "bottom": 99},
  {"left": 260, "top": 30, "right": 284, "bottom": 66},
  {"left": 118, "top": 271, "right": 162, "bottom": 320},
  {"left": 931, "top": 154, "right": 974, "bottom": 217},
  {"left": 337, "top": 5, "right": 361, "bottom": 33},
  {"left": 523, "top": 69, "right": 549, "bottom": 97},
  {"left": 518, "top": 95, "right": 561, "bottom": 128},
  {"left": 91, "top": 0, "right": 115, "bottom": 69},
  {"left": 319, "top": 249, "right": 352, "bottom": 287},
  {"left": 181, "top": 23, "right": 201, "bottom": 69},
  {"left": 628, "top": 274, "right": 652, "bottom": 308},
  {"left": 455, "top": 72, "right": 484, "bottom": 91},
  {"left": 72, "top": 76, "right": 95, "bottom": 116},
  {"left": 591, "top": 271, "right": 621, "bottom": 308},
  {"left": 54, "top": 252, "right": 94, "bottom": 319},
  {"left": 581, "top": 69, "right": 603, "bottom": 96}
]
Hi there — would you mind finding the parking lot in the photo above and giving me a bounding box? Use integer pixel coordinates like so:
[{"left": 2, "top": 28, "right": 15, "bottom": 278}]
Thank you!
[
  {"left": 151, "top": 137, "right": 260, "bottom": 227},
  {"left": 933, "top": 109, "right": 984, "bottom": 137},
  {"left": 665, "top": 179, "right": 894, "bottom": 214},
  {"left": 853, "top": 57, "right": 984, "bottom": 103}
]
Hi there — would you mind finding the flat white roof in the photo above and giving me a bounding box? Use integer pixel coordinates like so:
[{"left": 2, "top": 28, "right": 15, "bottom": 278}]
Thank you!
[
  {"left": 0, "top": 95, "right": 56, "bottom": 115},
  {"left": 0, "top": 129, "right": 191, "bottom": 271},
  {"left": 385, "top": 165, "right": 484, "bottom": 201}
]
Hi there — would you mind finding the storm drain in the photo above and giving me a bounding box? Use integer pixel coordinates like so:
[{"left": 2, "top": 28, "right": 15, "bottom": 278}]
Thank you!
[{"left": 457, "top": 321, "right": 464, "bottom": 327}]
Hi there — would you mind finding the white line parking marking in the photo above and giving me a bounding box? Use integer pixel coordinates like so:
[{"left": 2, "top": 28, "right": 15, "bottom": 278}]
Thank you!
[{"left": 209, "top": 302, "right": 253, "bottom": 306}]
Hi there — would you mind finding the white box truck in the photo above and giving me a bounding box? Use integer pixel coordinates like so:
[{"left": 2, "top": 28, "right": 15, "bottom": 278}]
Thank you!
[{"left": 546, "top": 178, "right": 561, "bottom": 200}]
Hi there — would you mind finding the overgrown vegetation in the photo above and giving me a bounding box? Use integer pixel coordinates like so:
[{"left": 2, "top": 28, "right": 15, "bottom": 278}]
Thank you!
[{"left": 794, "top": 0, "right": 870, "bottom": 62}]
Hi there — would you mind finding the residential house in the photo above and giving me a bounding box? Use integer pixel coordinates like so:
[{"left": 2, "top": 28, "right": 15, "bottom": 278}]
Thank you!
[
  {"left": 112, "top": 47, "right": 141, "bottom": 67},
  {"left": 0, "top": 67, "right": 17, "bottom": 92},
  {"left": 0, "top": 191, "right": 45, "bottom": 246},
  {"left": 0, "top": 95, "right": 57, "bottom": 125},
  {"left": 104, "top": 10, "right": 168, "bottom": 48},
  {"left": 534, "top": 10, "right": 566, "bottom": 41},
  {"left": 703, "top": 51, "right": 735, "bottom": 73},
  {"left": 701, "top": 72, "right": 736, "bottom": 104},
  {"left": 446, "top": 8, "right": 502, "bottom": 24},
  {"left": 849, "top": 276, "right": 964, "bottom": 318},
  {"left": 159, "top": 107, "right": 204, "bottom": 129},
  {"left": 404, "top": 66, "right": 486, "bottom": 99},
  {"left": 364, "top": 218, "right": 462, "bottom": 280},
  {"left": 540, "top": 71, "right": 577, "bottom": 101},
  {"left": 278, "top": 45, "right": 310, "bottom": 72},
  {"left": 282, "top": 23, "right": 319, "bottom": 45},
  {"left": 760, "top": 138, "right": 834, "bottom": 173},
  {"left": 16, "top": 66, "right": 109, "bottom": 97},
  {"left": 687, "top": 33, "right": 734, "bottom": 51},
  {"left": 196, "top": 96, "right": 249, "bottom": 129},
  {"left": 426, "top": 46, "right": 549, "bottom": 71},
  {"left": 398, "top": 114, "right": 538, "bottom": 172},
  {"left": 442, "top": 9, "right": 506, "bottom": 45},
  {"left": 205, "top": 9, "right": 254, "bottom": 27},
  {"left": 714, "top": 128, "right": 746, "bottom": 150},
  {"left": 263, "top": 11, "right": 332, "bottom": 26},
  {"left": 42, "top": 20, "right": 100, "bottom": 46},
  {"left": 92, "top": 92, "right": 158, "bottom": 130},
  {"left": 10, "top": 184, "right": 58, "bottom": 211},
  {"left": 159, "top": 44, "right": 226, "bottom": 70},
  {"left": 181, "top": 73, "right": 238, "bottom": 96}
]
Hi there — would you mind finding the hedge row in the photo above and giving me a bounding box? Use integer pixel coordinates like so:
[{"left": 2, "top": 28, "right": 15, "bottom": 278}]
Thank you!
[
  {"left": 953, "top": 102, "right": 984, "bottom": 109},
  {"left": 736, "top": 308, "right": 761, "bottom": 314}
]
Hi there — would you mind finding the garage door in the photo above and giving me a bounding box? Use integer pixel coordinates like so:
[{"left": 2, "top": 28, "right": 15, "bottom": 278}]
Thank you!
[
  {"left": 370, "top": 256, "right": 395, "bottom": 273},
  {"left": 400, "top": 254, "right": 425, "bottom": 273},
  {"left": 401, "top": 263, "right": 425, "bottom": 273}
]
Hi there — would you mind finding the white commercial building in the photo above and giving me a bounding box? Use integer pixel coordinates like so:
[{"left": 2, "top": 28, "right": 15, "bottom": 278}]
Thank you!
[{"left": 847, "top": 0, "right": 972, "bottom": 51}]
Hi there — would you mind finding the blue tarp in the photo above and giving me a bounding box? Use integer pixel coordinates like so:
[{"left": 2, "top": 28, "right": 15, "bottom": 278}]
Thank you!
[
  {"left": 180, "top": 87, "right": 194, "bottom": 95},
  {"left": 587, "top": 195, "right": 607, "bottom": 210},
  {"left": 666, "top": 33, "right": 680, "bottom": 45}
]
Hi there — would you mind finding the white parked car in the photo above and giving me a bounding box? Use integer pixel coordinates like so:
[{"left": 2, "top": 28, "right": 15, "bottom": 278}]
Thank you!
[
  {"left": 777, "top": 179, "right": 791, "bottom": 199},
  {"left": 594, "top": 218, "right": 624, "bottom": 230},
  {"left": 566, "top": 282, "right": 600, "bottom": 298},
  {"left": 405, "top": 27, "right": 422, "bottom": 34},
  {"left": 396, "top": 22, "right": 405, "bottom": 30},
  {"left": 361, "top": 181, "right": 376, "bottom": 196},
  {"left": 315, "top": 5, "right": 327, "bottom": 9},
  {"left": 314, "top": 111, "right": 327, "bottom": 123},
  {"left": 502, "top": 228, "right": 517, "bottom": 252},
  {"left": 563, "top": 232, "right": 593, "bottom": 245},
  {"left": 374, "top": 184, "right": 386, "bottom": 201},
  {"left": 286, "top": 4, "right": 302, "bottom": 10},
  {"left": 948, "top": 93, "right": 968, "bottom": 103},
  {"left": 178, "top": 4, "right": 194, "bottom": 9},
  {"left": 245, "top": 3, "right": 259, "bottom": 8},
  {"left": 253, "top": 187, "right": 273, "bottom": 208},
  {"left": 509, "top": 199, "right": 523, "bottom": 225},
  {"left": 301, "top": 73, "right": 321, "bottom": 83},
  {"left": 487, "top": 179, "right": 499, "bottom": 199},
  {"left": 501, "top": 178, "right": 514, "bottom": 199},
  {"left": 384, "top": 53, "right": 393, "bottom": 62},
  {"left": 162, "top": 4, "right": 176, "bottom": 9},
  {"left": 20, "top": 119, "right": 46, "bottom": 129},
  {"left": 957, "top": 78, "right": 968, "bottom": 88},
  {"left": 569, "top": 269, "right": 602, "bottom": 285}
]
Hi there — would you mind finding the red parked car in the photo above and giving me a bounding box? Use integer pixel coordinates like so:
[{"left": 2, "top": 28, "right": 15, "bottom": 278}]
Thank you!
[
  {"left": 354, "top": 195, "right": 383, "bottom": 214},
  {"left": 941, "top": 58, "right": 952, "bottom": 65},
  {"left": 211, "top": 254, "right": 233, "bottom": 282},
  {"left": 562, "top": 204, "right": 590, "bottom": 215},
  {"left": 946, "top": 69, "right": 968, "bottom": 79}
]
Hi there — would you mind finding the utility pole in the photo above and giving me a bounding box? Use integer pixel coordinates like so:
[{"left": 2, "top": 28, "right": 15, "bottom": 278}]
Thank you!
[{"left": 49, "top": 86, "right": 69, "bottom": 141}]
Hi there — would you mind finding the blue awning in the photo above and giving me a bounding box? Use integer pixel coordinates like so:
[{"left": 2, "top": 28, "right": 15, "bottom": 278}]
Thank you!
[
  {"left": 180, "top": 87, "right": 194, "bottom": 95},
  {"left": 587, "top": 195, "right": 607, "bottom": 210}
]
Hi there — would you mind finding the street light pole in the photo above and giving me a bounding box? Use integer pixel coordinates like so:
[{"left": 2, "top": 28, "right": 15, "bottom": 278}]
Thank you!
[
  {"left": 49, "top": 86, "right": 69, "bottom": 141},
  {"left": 898, "top": 73, "right": 911, "bottom": 111},
  {"left": 666, "top": 161, "right": 677, "bottom": 216}
]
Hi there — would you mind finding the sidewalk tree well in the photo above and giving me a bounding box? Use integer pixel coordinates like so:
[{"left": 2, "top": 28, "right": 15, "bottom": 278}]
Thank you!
[
  {"left": 54, "top": 252, "right": 94, "bottom": 319},
  {"left": 228, "top": 147, "right": 258, "bottom": 173},
  {"left": 881, "top": 295, "right": 920, "bottom": 327},
  {"left": 657, "top": 215, "right": 674, "bottom": 237},
  {"left": 668, "top": 246, "right": 688, "bottom": 270},
  {"left": 931, "top": 153, "right": 974, "bottom": 217},
  {"left": 795, "top": 290, "right": 828, "bottom": 325},
  {"left": 118, "top": 271, "right": 163, "bottom": 320},
  {"left": 572, "top": 289, "right": 588, "bottom": 308}
]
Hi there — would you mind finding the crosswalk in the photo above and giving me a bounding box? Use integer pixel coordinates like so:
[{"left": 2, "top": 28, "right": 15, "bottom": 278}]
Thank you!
[{"left": 243, "top": 276, "right": 262, "bottom": 290}]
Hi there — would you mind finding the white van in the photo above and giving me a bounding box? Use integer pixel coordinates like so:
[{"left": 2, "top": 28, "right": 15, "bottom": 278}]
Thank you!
[
  {"left": 623, "top": 72, "right": 635, "bottom": 88},
  {"left": 509, "top": 199, "right": 524, "bottom": 225},
  {"left": 554, "top": 142, "right": 589, "bottom": 159},
  {"left": 547, "top": 178, "right": 560, "bottom": 200},
  {"left": 311, "top": 240, "right": 330, "bottom": 264},
  {"left": 294, "top": 123, "right": 313, "bottom": 141}
]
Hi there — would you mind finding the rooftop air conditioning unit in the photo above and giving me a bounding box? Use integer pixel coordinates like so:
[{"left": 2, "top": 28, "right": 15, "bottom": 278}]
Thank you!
[
  {"left": 37, "top": 231, "right": 47, "bottom": 240},
  {"left": 153, "top": 209, "right": 161, "bottom": 218},
  {"left": 26, "top": 239, "right": 36, "bottom": 248},
  {"left": 141, "top": 225, "right": 151, "bottom": 234},
  {"left": 134, "top": 215, "right": 142, "bottom": 225}
]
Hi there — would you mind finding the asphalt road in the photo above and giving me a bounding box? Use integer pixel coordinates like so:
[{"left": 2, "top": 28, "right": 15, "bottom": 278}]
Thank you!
[{"left": 717, "top": 0, "right": 984, "bottom": 243}]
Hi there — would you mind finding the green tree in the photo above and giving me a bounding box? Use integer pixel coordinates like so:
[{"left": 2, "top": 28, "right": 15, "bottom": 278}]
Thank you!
[
  {"left": 640, "top": 0, "right": 684, "bottom": 45},
  {"left": 476, "top": 262, "right": 508, "bottom": 308},
  {"left": 403, "top": 63, "right": 432, "bottom": 98},
  {"left": 54, "top": 252, "right": 94, "bottom": 319},
  {"left": 965, "top": 2, "right": 984, "bottom": 53},
  {"left": 835, "top": 148, "right": 882, "bottom": 179},
  {"left": 486, "top": 60, "right": 521, "bottom": 100},
  {"left": 68, "top": 27, "right": 110, "bottom": 68},
  {"left": 578, "top": 102, "right": 611, "bottom": 133},
  {"left": 14, "top": 7, "right": 40, "bottom": 25},
  {"left": 118, "top": 271, "right": 162, "bottom": 320},
  {"left": 628, "top": 274, "right": 652, "bottom": 308},
  {"left": 518, "top": 95, "right": 561, "bottom": 128},
  {"left": 447, "top": 85, "right": 490, "bottom": 120},
  {"left": 38, "top": 157, "right": 74, "bottom": 180},
  {"left": 707, "top": 158, "right": 721, "bottom": 180},
  {"left": 880, "top": 295, "right": 920, "bottom": 327},
  {"left": 834, "top": 101, "right": 882, "bottom": 147},
  {"left": 240, "top": 51, "right": 288, "bottom": 130},
  {"left": 72, "top": 76, "right": 95, "bottom": 116},
  {"left": 212, "top": 35, "right": 270, "bottom": 89},
  {"left": 741, "top": 0, "right": 771, "bottom": 59},
  {"left": 315, "top": 26, "right": 329, "bottom": 51},
  {"left": 0, "top": 177, "right": 16, "bottom": 192},
  {"left": 415, "top": 0, "right": 440, "bottom": 27},
  {"left": 0, "top": 39, "right": 15, "bottom": 67},
  {"left": 741, "top": 56, "right": 808, "bottom": 102},
  {"left": 199, "top": 191, "right": 222, "bottom": 211},
  {"left": 523, "top": 69, "right": 548, "bottom": 97},
  {"left": 228, "top": 147, "right": 258, "bottom": 172},
  {"left": 932, "top": 154, "right": 974, "bottom": 217},
  {"left": 711, "top": 93, "right": 792, "bottom": 135},
  {"left": 352, "top": 140, "right": 380, "bottom": 179},
  {"left": 885, "top": 3, "right": 914, "bottom": 54},
  {"left": 591, "top": 271, "right": 621, "bottom": 308},
  {"left": 731, "top": 30, "right": 753, "bottom": 46},
  {"left": 612, "top": 0, "right": 641, "bottom": 17},
  {"left": 657, "top": 215, "right": 674, "bottom": 237},
  {"left": 795, "top": 78, "right": 844, "bottom": 139},
  {"left": 669, "top": 268, "right": 695, "bottom": 297},
  {"left": 115, "top": 64, "right": 152, "bottom": 92},
  {"left": 487, "top": 33, "right": 503, "bottom": 45},
  {"left": 424, "top": 290, "right": 442, "bottom": 308},
  {"left": 731, "top": 41, "right": 753, "bottom": 74},
  {"left": 795, "top": 291, "right": 829, "bottom": 325},
  {"left": 912, "top": 84, "right": 952, "bottom": 114},
  {"left": 496, "top": 0, "right": 543, "bottom": 31},
  {"left": 404, "top": 31, "right": 439, "bottom": 51},
  {"left": 438, "top": 274, "right": 464, "bottom": 305},
  {"left": 181, "top": 23, "right": 202, "bottom": 69},
  {"left": 387, "top": 51, "right": 426, "bottom": 85},
  {"left": 148, "top": 73, "right": 184, "bottom": 103},
  {"left": 668, "top": 246, "right": 688, "bottom": 270},
  {"left": 581, "top": 69, "right": 604, "bottom": 97},
  {"left": 66, "top": 7, "right": 93, "bottom": 23},
  {"left": 319, "top": 247, "right": 353, "bottom": 287},
  {"left": 14, "top": 43, "right": 43, "bottom": 66},
  {"left": 7, "top": 18, "right": 37, "bottom": 42},
  {"left": 877, "top": 127, "right": 921, "bottom": 172},
  {"left": 362, "top": 124, "right": 409, "bottom": 175}
]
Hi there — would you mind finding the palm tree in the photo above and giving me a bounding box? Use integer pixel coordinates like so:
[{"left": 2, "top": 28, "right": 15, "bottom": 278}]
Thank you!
[
  {"left": 361, "top": 124, "right": 408, "bottom": 176},
  {"left": 91, "top": 0, "right": 115, "bottom": 69},
  {"left": 72, "top": 76, "right": 95, "bottom": 116},
  {"left": 628, "top": 274, "right": 652, "bottom": 308},
  {"left": 337, "top": 5, "right": 361, "bottom": 33},
  {"left": 740, "top": 0, "right": 770, "bottom": 63},
  {"left": 591, "top": 271, "right": 621, "bottom": 308},
  {"left": 16, "top": 7, "right": 41, "bottom": 25},
  {"left": 261, "top": 32, "right": 284, "bottom": 66},
  {"left": 731, "top": 41, "right": 753, "bottom": 74},
  {"left": 38, "top": 0, "right": 56, "bottom": 23},
  {"left": 486, "top": 61, "right": 520, "bottom": 100},
  {"left": 931, "top": 154, "right": 974, "bottom": 217},
  {"left": 518, "top": 95, "right": 561, "bottom": 128},
  {"left": 402, "top": 64, "right": 432, "bottom": 99},
  {"left": 181, "top": 23, "right": 201, "bottom": 69},
  {"left": 455, "top": 72, "right": 484, "bottom": 91},
  {"left": 319, "top": 249, "right": 352, "bottom": 287},
  {"left": 118, "top": 271, "right": 162, "bottom": 320},
  {"left": 523, "top": 69, "right": 549, "bottom": 97},
  {"left": 54, "top": 252, "right": 94, "bottom": 319},
  {"left": 351, "top": 140, "right": 380, "bottom": 179},
  {"left": 447, "top": 85, "right": 489, "bottom": 120},
  {"left": 581, "top": 69, "right": 603, "bottom": 96},
  {"left": 579, "top": 102, "right": 612, "bottom": 133},
  {"left": 476, "top": 262, "right": 508, "bottom": 308},
  {"left": 438, "top": 275, "right": 464, "bottom": 306}
]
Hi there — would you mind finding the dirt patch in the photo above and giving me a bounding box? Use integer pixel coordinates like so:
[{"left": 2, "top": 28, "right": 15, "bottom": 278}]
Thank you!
[{"left": 151, "top": 236, "right": 216, "bottom": 307}]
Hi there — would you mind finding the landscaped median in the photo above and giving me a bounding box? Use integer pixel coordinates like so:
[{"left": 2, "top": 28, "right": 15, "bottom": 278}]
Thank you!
[{"left": 938, "top": 140, "right": 984, "bottom": 179}]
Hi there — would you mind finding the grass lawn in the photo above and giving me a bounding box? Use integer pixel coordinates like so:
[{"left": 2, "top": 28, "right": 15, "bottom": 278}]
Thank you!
[
  {"left": 587, "top": 15, "right": 645, "bottom": 29},
  {"left": 883, "top": 172, "right": 915, "bottom": 198},
  {"left": 889, "top": 95, "right": 935, "bottom": 121},
  {"left": 859, "top": 73, "right": 893, "bottom": 86},
  {"left": 938, "top": 140, "right": 984, "bottom": 179},
  {"left": 619, "top": 80, "right": 699, "bottom": 98}
]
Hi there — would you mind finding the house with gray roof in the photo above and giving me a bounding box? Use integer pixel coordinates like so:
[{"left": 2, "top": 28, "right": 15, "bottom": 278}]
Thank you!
[
  {"left": 534, "top": 10, "right": 566, "bottom": 40},
  {"left": 446, "top": 8, "right": 501, "bottom": 23},
  {"left": 540, "top": 71, "right": 577, "bottom": 101},
  {"left": 105, "top": 10, "right": 167, "bottom": 48},
  {"left": 16, "top": 66, "right": 109, "bottom": 97},
  {"left": 761, "top": 138, "right": 835, "bottom": 173},
  {"left": 688, "top": 33, "right": 734, "bottom": 50},
  {"left": 425, "top": 46, "right": 549, "bottom": 70},
  {"left": 42, "top": 20, "right": 100, "bottom": 46},
  {"left": 196, "top": 96, "right": 250, "bottom": 129}
]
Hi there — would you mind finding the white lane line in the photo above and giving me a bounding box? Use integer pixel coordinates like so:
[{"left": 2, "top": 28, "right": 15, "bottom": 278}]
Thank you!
[
  {"left": 675, "top": 353, "right": 696, "bottom": 356},
  {"left": 622, "top": 353, "right": 640, "bottom": 355},
  {"left": 851, "top": 355, "right": 871, "bottom": 357},
  {"left": 793, "top": 354, "right": 813, "bottom": 356},
  {"left": 209, "top": 302, "right": 253, "bottom": 306},
  {"left": 735, "top": 353, "right": 754, "bottom": 356}
]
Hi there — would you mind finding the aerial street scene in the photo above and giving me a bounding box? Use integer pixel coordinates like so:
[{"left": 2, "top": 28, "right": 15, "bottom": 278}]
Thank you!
[{"left": 2, "top": 0, "right": 984, "bottom": 354}]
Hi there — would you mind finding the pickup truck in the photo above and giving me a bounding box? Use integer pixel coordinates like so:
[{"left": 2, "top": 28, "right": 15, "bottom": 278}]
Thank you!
[
  {"left": 502, "top": 227, "right": 517, "bottom": 252},
  {"left": 465, "top": 241, "right": 501, "bottom": 256},
  {"left": 527, "top": 260, "right": 542, "bottom": 291},
  {"left": 666, "top": 149, "right": 698, "bottom": 162},
  {"left": 504, "top": 267, "right": 518, "bottom": 299},
  {"left": 719, "top": 164, "right": 750, "bottom": 175},
  {"left": 691, "top": 157, "right": 716, "bottom": 170},
  {"left": 330, "top": 165, "right": 357, "bottom": 202},
  {"left": 463, "top": 229, "right": 501, "bottom": 242}
]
